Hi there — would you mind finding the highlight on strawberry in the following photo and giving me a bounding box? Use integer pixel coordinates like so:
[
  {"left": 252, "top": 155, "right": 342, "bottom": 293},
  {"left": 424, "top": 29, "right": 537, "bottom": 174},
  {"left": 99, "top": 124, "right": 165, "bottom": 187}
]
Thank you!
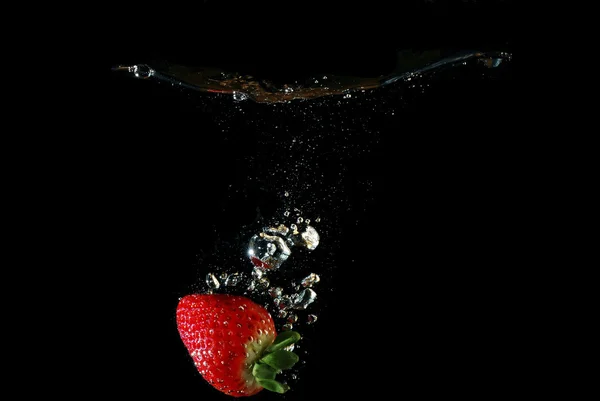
[{"left": 176, "top": 293, "right": 302, "bottom": 397}]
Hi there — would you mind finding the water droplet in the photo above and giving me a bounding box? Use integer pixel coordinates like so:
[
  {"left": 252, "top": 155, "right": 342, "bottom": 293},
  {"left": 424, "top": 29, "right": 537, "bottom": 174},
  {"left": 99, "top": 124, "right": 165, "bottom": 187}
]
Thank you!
[
  {"left": 287, "top": 314, "right": 298, "bottom": 323},
  {"left": 282, "top": 323, "right": 293, "bottom": 331},
  {"left": 301, "top": 273, "right": 320, "bottom": 288},
  {"left": 206, "top": 273, "right": 220, "bottom": 290},
  {"left": 283, "top": 343, "right": 295, "bottom": 352},
  {"left": 292, "top": 288, "right": 317, "bottom": 310},
  {"left": 307, "top": 314, "right": 318, "bottom": 324}
]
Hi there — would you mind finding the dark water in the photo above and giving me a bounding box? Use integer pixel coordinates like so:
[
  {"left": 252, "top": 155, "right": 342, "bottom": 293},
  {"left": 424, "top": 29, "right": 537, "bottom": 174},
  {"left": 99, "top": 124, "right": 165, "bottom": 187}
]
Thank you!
[{"left": 94, "top": 3, "right": 513, "bottom": 400}]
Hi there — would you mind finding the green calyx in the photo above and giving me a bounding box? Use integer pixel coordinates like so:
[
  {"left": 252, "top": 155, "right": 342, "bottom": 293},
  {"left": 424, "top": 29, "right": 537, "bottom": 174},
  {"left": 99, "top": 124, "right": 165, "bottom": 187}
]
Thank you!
[{"left": 252, "top": 330, "right": 301, "bottom": 394}]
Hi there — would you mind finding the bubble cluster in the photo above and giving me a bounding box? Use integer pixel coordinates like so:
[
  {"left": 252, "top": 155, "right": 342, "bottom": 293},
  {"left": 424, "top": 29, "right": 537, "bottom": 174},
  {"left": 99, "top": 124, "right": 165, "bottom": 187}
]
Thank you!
[{"left": 247, "top": 223, "right": 320, "bottom": 271}]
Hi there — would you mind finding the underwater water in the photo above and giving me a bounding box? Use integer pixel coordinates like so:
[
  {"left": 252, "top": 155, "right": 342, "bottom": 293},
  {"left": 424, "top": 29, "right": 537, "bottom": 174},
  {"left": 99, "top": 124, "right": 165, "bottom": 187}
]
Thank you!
[{"left": 101, "top": 12, "right": 513, "bottom": 397}]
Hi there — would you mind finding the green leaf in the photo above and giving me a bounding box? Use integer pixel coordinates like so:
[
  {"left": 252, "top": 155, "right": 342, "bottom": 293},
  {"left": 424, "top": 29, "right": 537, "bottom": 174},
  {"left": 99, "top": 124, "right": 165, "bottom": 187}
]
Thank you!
[
  {"left": 266, "top": 330, "right": 301, "bottom": 353},
  {"left": 259, "top": 350, "right": 299, "bottom": 371},
  {"left": 257, "top": 378, "right": 290, "bottom": 394},
  {"left": 252, "top": 362, "right": 277, "bottom": 380}
]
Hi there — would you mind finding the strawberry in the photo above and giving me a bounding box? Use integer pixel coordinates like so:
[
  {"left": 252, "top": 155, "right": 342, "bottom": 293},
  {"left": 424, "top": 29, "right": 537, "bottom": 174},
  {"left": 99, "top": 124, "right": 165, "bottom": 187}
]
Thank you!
[{"left": 176, "top": 293, "right": 301, "bottom": 397}]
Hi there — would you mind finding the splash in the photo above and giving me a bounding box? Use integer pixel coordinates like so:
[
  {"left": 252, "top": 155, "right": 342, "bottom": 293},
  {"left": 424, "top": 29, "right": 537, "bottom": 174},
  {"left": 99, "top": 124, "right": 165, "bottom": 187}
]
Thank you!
[{"left": 112, "top": 50, "right": 512, "bottom": 103}]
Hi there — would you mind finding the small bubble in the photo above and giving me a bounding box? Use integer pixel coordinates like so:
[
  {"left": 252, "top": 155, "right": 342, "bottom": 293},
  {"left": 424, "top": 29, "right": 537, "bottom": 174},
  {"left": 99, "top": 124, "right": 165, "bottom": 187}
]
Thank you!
[
  {"left": 287, "top": 314, "right": 298, "bottom": 323},
  {"left": 307, "top": 314, "right": 318, "bottom": 324},
  {"left": 284, "top": 210, "right": 290, "bottom": 217},
  {"left": 297, "top": 217, "right": 303, "bottom": 224},
  {"left": 284, "top": 191, "right": 289, "bottom": 197},
  {"left": 282, "top": 323, "right": 293, "bottom": 331}
]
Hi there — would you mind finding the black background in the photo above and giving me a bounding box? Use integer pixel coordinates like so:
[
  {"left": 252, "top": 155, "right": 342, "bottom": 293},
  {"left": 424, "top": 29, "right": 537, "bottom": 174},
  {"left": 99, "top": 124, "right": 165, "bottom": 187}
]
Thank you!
[{"left": 83, "top": 1, "right": 514, "bottom": 399}]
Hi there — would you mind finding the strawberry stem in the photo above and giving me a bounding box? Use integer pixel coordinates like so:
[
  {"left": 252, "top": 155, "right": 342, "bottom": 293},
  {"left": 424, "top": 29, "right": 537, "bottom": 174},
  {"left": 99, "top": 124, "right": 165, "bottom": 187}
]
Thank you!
[
  {"left": 252, "top": 330, "right": 301, "bottom": 394},
  {"left": 266, "top": 330, "right": 301, "bottom": 353}
]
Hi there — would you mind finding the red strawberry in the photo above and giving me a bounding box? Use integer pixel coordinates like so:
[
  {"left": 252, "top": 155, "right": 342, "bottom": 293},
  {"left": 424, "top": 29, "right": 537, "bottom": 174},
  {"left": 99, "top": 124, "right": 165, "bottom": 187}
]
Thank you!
[{"left": 176, "top": 293, "right": 301, "bottom": 397}]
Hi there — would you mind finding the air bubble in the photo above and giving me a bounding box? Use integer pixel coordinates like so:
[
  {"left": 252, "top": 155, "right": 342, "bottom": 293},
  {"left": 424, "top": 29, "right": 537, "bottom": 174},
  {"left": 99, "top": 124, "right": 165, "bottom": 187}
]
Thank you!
[
  {"left": 225, "top": 272, "right": 241, "bottom": 286},
  {"left": 269, "top": 287, "right": 283, "bottom": 298},
  {"left": 206, "top": 273, "right": 220, "bottom": 290},
  {"left": 248, "top": 233, "right": 291, "bottom": 271},
  {"left": 301, "top": 273, "right": 320, "bottom": 288},
  {"left": 232, "top": 91, "right": 248, "bottom": 101},
  {"left": 256, "top": 277, "right": 270, "bottom": 290},
  {"left": 289, "top": 225, "right": 320, "bottom": 251},
  {"left": 292, "top": 288, "right": 317, "bottom": 310}
]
